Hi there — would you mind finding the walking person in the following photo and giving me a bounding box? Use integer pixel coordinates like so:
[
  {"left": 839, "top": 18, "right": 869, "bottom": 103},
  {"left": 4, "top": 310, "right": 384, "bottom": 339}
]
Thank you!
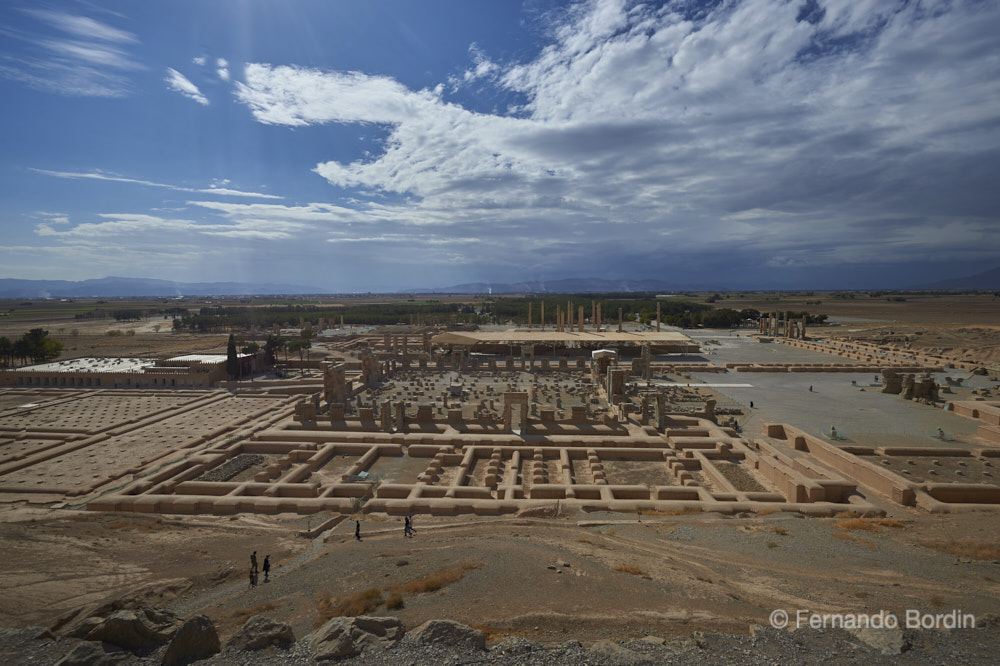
[
  {"left": 355, "top": 519, "right": 361, "bottom": 541},
  {"left": 250, "top": 551, "right": 258, "bottom": 575},
  {"left": 263, "top": 555, "right": 271, "bottom": 582}
]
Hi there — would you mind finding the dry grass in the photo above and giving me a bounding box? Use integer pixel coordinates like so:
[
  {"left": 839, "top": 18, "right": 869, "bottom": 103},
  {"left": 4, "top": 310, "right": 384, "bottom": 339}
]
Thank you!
[
  {"left": 928, "top": 595, "right": 945, "bottom": 608},
  {"left": 772, "top": 527, "right": 788, "bottom": 536},
  {"left": 316, "top": 588, "right": 383, "bottom": 624},
  {"left": 613, "top": 564, "right": 645, "bottom": 576},
  {"left": 877, "top": 518, "right": 904, "bottom": 528},
  {"left": 836, "top": 518, "right": 881, "bottom": 532},
  {"left": 385, "top": 594, "right": 404, "bottom": 610},
  {"left": 766, "top": 541, "right": 778, "bottom": 549},
  {"left": 389, "top": 561, "right": 483, "bottom": 595},
  {"left": 920, "top": 539, "right": 1000, "bottom": 560}
]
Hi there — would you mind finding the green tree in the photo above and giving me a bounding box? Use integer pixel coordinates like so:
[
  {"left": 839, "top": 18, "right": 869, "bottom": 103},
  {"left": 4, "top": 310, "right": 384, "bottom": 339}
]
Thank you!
[
  {"left": 263, "top": 335, "right": 279, "bottom": 366},
  {"left": 0, "top": 336, "right": 12, "bottom": 367},
  {"left": 226, "top": 334, "right": 239, "bottom": 379}
]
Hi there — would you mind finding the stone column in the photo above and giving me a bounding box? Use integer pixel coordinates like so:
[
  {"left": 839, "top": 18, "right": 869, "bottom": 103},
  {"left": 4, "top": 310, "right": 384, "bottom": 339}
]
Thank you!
[
  {"left": 656, "top": 302, "right": 661, "bottom": 331},
  {"left": 618, "top": 308, "right": 623, "bottom": 332},
  {"left": 596, "top": 304, "right": 602, "bottom": 330},
  {"left": 578, "top": 306, "right": 585, "bottom": 333},
  {"left": 541, "top": 301, "right": 545, "bottom": 329},
  {"left": 567, "top": 300, "right": 573, "bottom": 330},
  {"left": 528, "top": 302, "right": 532, "bottom": 326}
]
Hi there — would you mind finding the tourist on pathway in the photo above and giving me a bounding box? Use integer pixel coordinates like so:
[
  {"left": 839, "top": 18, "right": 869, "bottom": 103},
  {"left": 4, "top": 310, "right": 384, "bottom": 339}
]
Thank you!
[
  {"left": 250, "top": 551, "right": 258, "bottom": 574},
  {"left": 248, "top": 569, "right": 257, "bottom": 589},
  {"left": 355, "top": 519, "right": 361, "bottom": 541},
  {"left": 263, "top": 555, "right": 271, "bottom": 582}
]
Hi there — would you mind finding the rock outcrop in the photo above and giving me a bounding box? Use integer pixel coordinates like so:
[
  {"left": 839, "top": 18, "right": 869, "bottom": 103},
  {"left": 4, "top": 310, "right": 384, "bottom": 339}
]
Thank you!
[
  {"left": 410, "top": 619, "right": 485, "bottom": 651},
  {"left": 225, "top": 615, "right": 295, "bottom": 652},
  {"left": 308, "top": 615, "right": 403, "bottom": 660},
  {"left": 83, "top": 607, "right": 182, "bottom": 650}
]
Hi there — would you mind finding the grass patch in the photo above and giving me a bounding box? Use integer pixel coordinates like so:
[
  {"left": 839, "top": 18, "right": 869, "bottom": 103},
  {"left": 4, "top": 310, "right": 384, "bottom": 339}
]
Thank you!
[
  {"left": 920, "top": 539, "right": 1000, "bottom": 560},
  {"left": 766, "top": 541, "right": 778, "bottom": 549},
  {"left": 613, "top": 564, "right": 645, "bottom": 576},
  {"left": 389, "top": 561, "right": 483, "bottom": 595},
  {"left": 928, "top": 595, "right": 945, "bottom": 608},
  {"left": 836, "top": 518, "right": 881, "bottom": 532},
  {"left": 385, "top": 594, "right": 404, "bottom": 610},
  {"left": 772, "top": 527, "right": 788, "bottom": 536},
  {"left": 316, "top": 588, "right": 383, "bottom": 624},
  {"left": 877, "top": 518, "right": 904, "bottom": 528}
]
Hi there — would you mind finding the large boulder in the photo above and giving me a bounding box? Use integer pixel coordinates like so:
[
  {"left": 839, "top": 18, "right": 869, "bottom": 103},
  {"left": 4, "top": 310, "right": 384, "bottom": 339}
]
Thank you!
[
  {"left": 225, "top": 615, "right": 295, "bottom": 652},
  {"left": 162, "top": 615, "right": 220, "bottom": 665},
  {"left": 84, "top": 607, "right": 182, "bottom": 650},
  {"left": 410, "top": 619, "right": 485, "bottom": 651},
  {"left": 308, "top": 616, "right": 403, "bottom": 660}
]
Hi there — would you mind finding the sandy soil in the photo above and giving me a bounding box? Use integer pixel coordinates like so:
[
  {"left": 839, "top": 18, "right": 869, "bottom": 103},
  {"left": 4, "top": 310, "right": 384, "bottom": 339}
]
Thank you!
[{"left": 2, "top": 505, "right": 997, "bottom": 647}]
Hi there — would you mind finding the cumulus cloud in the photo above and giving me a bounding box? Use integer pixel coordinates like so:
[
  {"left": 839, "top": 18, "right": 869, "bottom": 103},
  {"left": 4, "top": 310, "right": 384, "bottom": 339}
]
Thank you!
[
  {"left": 216, "top": 57, "right": 229, "bottom": 81},
  {"left": 165, "top": 67, "right": 209, "bottom": 105},
  {"left": 227, "top": 0, "right": 1000, "bottom": 281},
  {"left": 192, "top": 56, "right": 206, "bottom": 66}
]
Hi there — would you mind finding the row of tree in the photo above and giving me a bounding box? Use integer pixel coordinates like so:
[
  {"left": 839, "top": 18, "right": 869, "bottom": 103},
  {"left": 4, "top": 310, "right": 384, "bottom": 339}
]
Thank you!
[
  {"left": 0, "top": 328, "right": 64, "bottom": 367},
  {"left": 226, "top": 331, "right": 316, "bottom": 379}
]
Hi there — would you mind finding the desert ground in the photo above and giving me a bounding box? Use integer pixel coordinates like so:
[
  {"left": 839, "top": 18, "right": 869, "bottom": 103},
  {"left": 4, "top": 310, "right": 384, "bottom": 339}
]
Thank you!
[{"left": 0, "top": 292, "right": 998, "bottom": 663}]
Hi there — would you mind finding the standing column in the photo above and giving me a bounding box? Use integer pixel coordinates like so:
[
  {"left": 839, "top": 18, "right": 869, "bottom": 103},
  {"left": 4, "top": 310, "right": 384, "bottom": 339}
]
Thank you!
[
  {"left": 591, "top": 300, "right": 596, "bottom": 328},
  {"left": 541, "top": 301, "right": 545, "bottom": 330},
  {"left": 656, "top": 302, "right": 661, "bottom": 331},
  {"left": 528, "top": 302, "right": 532, "bottom": 326},
  {"left": 567, "top": 300, "right": 573, "bottom": 330},
  {"left": 578, "top": 306, "right": 584, "bottom": 333},
  {"left": 596, "top": 304, "right": 602, "bottom": 330},
  {"left": 618, "top": 308, "right": 623, "bottom": 333}
]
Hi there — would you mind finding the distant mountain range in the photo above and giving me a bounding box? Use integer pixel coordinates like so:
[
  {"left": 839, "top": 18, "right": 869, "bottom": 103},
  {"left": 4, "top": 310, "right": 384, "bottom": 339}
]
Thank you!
[
  {"left": 911, "top": 266, "right": 1000, "bottom": 290},
  {"left": 0, "top": 277, "right": 324, "bottom": 298},
  {"left": 2, "top": 268, "right": 998, "bottom": 298},
  {"left": 414, "top": 278, "right": 724, "bottom": 294}
]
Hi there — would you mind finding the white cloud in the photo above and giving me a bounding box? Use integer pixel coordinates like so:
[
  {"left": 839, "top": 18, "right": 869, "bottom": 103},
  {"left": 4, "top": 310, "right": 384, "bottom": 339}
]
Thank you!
[
  {"left": 235, "top": 64, "right": 436, "bottom": 126},
  {"left": 193, "top": 56, "right": 206, "bottom": 66},
  {"left": 34, "top": 212, "right": 308, "bottom": 241},
  {"left": 0, "top": 9, "right": 141, "bottom": 96},
  {"left": 216, "top": 57, "right": 229, "bottom": 81},
  {"left": 165, "top": 67, "right": 209, "bottom": 105},
  {"left": 31, "top": 168, "right": 282, "bottom": 199},
  {"left": 227, "top": 0, "right": 1000, "bottom": 279},
  {"left": 22, "top": 9, "right": 138, "bottom": 44}
]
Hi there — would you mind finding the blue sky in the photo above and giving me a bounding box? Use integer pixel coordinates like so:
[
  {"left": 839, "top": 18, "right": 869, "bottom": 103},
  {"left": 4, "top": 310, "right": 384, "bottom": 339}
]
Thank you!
[{"left": 2, "top": 0, "right": 999, "bottom": 291}]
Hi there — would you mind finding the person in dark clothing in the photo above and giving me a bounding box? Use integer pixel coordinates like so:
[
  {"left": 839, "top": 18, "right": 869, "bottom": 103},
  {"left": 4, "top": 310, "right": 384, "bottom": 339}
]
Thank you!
[
  {"left": 263, "top": 555, "right": 271, "bottom": 582},
  {"left": 355, "top": 519, "right": 361, "bottom": 541},
  {"left": 250, "top": 551, "right": 258, "bottom": 574}
]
